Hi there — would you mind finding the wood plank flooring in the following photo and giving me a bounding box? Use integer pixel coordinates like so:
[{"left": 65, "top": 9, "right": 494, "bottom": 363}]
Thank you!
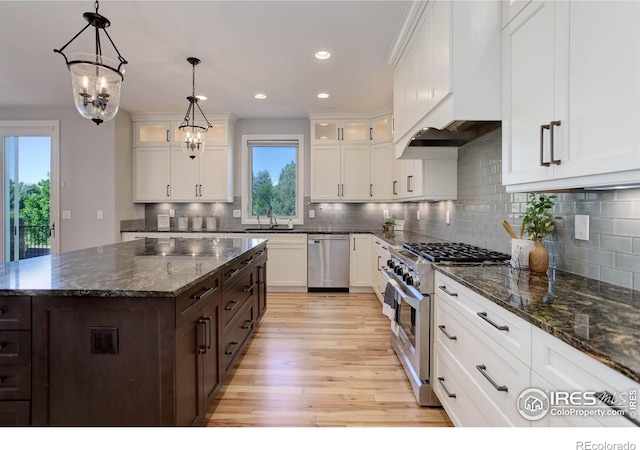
[{"left": 204, "top": 292, "right": 453, "bottom": 427}]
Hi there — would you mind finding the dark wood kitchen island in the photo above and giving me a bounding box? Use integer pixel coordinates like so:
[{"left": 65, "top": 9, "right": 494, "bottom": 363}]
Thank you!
[{"left": 0, "top": 236, "right": 268, "bottom": 426}]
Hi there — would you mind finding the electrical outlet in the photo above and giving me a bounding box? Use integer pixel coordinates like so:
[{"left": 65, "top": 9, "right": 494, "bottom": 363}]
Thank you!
[
  {"left": 169, "top": 209, "right": 175, "bottom": 218},
  {"left": 417, "top": 210, "right": 420, "bottom": 221},
  {"left": 445, "top": 211, "right": 451, "bottom": 225},
  {"left": 233, "top": 209, "right": 241, "bottom": 218},
  {"left": 62, "top": 210, "right": 71, "bottom": 220},
  {"left": 309, "top": 209, "right": 315, "bottom": 218},
  {"left": 383, "top": 209, "right": 389, "bottom": 218},
  {"left": 575, "top": 214, "right": 590, "bottom": 240},
  {"left": 97, "top": 210, "right": 103, "bottom": 220},
  {"left": 90, "top": 327, "right": 118, "bottom": 355}
]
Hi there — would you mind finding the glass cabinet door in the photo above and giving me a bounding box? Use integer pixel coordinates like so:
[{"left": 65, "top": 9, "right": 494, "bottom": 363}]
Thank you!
[{"left": 134, "top": 122, "right": 171, "bottom": 146}]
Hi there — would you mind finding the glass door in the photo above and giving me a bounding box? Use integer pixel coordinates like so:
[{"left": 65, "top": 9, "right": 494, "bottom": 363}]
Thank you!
[{"left": 1, "top": 122, "right": 59, "bottom": 262}]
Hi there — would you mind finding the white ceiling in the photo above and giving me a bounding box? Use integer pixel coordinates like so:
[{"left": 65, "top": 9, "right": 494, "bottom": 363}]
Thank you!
[{"left": 0, "top": 1, "right": 409, "bottom": 119}]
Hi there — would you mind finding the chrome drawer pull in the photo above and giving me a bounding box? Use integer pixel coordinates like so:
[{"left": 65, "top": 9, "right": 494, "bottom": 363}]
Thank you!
[
  {"left": 438, "top": 285, "right": 458, "bottom": 297},
  {"left": 437, "top": 325, "right": 457, "bottom": 340},
  {"left": 225, "top": 300, "right": 240, "bottom": 311},
  {"left": 437, "top": 377, "right": 456, "bottom": 398},
  {"left": 477, "top": 312, "right": 509, "bottom": 331},
  {"left": 242, "top": 320, "right": 253, "bottom": 330},
  {"left": 476, "top": 365, "right": 508, "bottom": 392},
  {"left": 194, "top": 286, "right": 216, "bottom": 301},
  {"left": 225, "top": 341, "right": 239, "bottom": 355},
  {"left": 198, "top": 318, "right": 207, "bottom": 355},
  {"left": 243, "top": 284, "right": 254, "bottom": 293},
  {"left": 596, "top": 391, "right": 640, "bottom": 426},
  {"left": 225, "top": 268, "right": 240, "bottom": 279}
]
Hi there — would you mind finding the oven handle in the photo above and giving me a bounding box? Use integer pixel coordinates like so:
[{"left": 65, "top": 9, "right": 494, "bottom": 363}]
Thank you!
[{"left": 381, "top": 270, "right": 421, "bottom": 311}]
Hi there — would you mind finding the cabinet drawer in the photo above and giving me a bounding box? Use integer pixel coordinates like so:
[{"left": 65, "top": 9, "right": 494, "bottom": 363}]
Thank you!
[
  {"left": 0, "top": 331, "right": 30, "bottom": 366},
  {"left": 221, "top": 252, "right": 255, "bottom": 291},
  {"left": 531, "top": 327, "right": 640, "bottom": 427},
  {"left": 222, "top": 303, "right": 255, "bottom": 374},
  {"left": 0, "top": 297, "right": 31, "bottom": 330},
  {"left": 433, "top": 346, "right": 497, "bottom": 427},
  {"left": 0, "top": 365, "right": 31, "bottom": 400},
  {"left": 434, "top": 295, "right": 531, "bottom": 426},
  {"left": 175, "top": 273, "right": 220, "bottom": 328},
  {"left": 435, "top": 271, "right": 531, "bottom": 365},
  {"left": 222, "top": 270, "right": 255, "bottom": 332},
  {"left": 0, "top": 401, "right": 30, "bottom": 426}
]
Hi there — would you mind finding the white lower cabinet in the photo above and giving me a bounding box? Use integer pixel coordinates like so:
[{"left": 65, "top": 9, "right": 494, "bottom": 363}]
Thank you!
[
  {"left": 434, "top": 270, "right": 640, "bottom": 428},
  {"left": 371, "top": 237, "right": 391, "bottom": 303},
  {"left": 349, "top": 234, "right": 372, "bottom": 290},
  {"left": 262, "top": 234, "right": 307, "bottom": 292}
]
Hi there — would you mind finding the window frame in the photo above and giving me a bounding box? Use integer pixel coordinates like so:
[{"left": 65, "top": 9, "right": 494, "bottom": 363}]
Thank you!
[{"left": 241, "top": 134, "right": 304, "bottom": 225}]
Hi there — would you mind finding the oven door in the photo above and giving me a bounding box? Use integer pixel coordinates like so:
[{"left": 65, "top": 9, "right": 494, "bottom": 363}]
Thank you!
[{"left": 383, "top": 270, "right": 431, "bottom": 380}]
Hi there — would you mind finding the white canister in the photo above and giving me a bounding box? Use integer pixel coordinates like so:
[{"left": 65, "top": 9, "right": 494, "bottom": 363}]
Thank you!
[
  {"left": 178, "top": 216, "right": 189, "bottom": 231},
  {"left": 511, "top": 238, "right": 534, "bottom": 269},
  {"left": 192, "top": 216, "right": 203, "bottom": 231},
  {"left": 206, "top": 216, "right": 217, "bottom": 231}
]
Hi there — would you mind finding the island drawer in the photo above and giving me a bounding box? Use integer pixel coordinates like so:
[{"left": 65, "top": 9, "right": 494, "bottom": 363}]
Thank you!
[
  {"left": 0, "top": 297, "right": 31, "bottom": 331},
  {"left": 222, "top": 270, "right": 255, "bottom": 332},
  {"left": 0, "top": 365, "right": 31, "bottom": 400},
  {"left": 0, "top": 331, "right": 31, "bottom": 366},
  {"left": 221, "top": 251, "right": 255, "bottom": 291},
  {"left": 0, "top": 401, "right": 30, "bottom": 426},
  {"left": 175, "top": 274, "right": 220, "bottom": 328},
  {"left": 222, "top": 302, "right": 255, "bottom": 375}
]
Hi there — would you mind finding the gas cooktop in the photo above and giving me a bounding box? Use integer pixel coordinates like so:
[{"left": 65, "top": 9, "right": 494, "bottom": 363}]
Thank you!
[{"left": 402, "top": 242, "right": 510, "bottom": 263}]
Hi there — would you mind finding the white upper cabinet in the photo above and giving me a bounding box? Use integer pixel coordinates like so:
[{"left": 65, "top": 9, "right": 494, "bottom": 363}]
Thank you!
[
  {"left": 132, "top": 113, "right": 235, "bottom": 203},
  {"left": 370, "top": 114, "right": 393, "bottom": 144},
  {"left": 310, "top": 144, "right": 371, "bottom": 202},
  {"left": 390, "top": 1, "right": 501, "bottom": 157},
  {"left": 310, "top": 119, "right": 370, "bottom": 144},
  {"left": 503, "top": 1, "right": 640, "bottom": 191},
  {"left": 370, "top": 142, "right": 394, "bottom": 200}
]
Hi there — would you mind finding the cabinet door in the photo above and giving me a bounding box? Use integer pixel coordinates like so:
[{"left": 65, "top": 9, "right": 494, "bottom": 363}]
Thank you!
[
  {"left": 311, "top": 120, "right": 340, "bottom": 144},
  {"left": 175, "top": 313, "right": 204, "bottom": 426},
  {"left": 370, "top": 142, "right": 394, "bottom": 200},
  {"left": 370, "top": 115, "right": 392, "bottom": 143},
  {"left": 416, "top": 3, "right": 434, "bottom": 117},
  {"left": 554, "top": 1, "right": 640, "bottom": 180},
  {"left": 310, "top": 145, "right": 341, "bottom": 201},
  {"left": 403, "top": 160, "right": 424, "bottom": 198},
  {"left": 350, "top": 234, "right": 372, "bottom": 287},
  {"left": 404, "top": 38, "right": 418, "bottom": 130},
  {"left": 393, "top": 59, "right": 406, "bottom": 141},
  {"left": 199, "top": 146, "right": 232, "bottom": 202},
  {"left": 170, "top": 148, "right": 198, "bottom": 201},
  {"left": 202, "top": 297, "right": 221, "bottom": 405},
  {"left": 502, "top": 1, "right": 558, "bottom": 185},
  {"left": 341, "top": 144, "right": 371, "bottom": 201},
  {"left": 432, "top": 0, "right": 452, "bottom": 107},
  {"left": 341, "top": 120, "right": 370, "bottom": 143},
  {"left": 134, "top": 147, "right": 171, "bottom": 202},
  {"left": 134, "top": 121, "right": 171, "bottom": 146},
  {"left": 266, "top": 243, "right": 307, "bottom": 289}
]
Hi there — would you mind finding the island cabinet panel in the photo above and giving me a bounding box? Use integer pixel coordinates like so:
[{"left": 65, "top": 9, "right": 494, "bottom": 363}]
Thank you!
[
  {"left": 255, "top": 248, "right": 268, "bottom": 322},
  {"left": 31, "top": 297, "right": 175, "bottom": 426},
  {"left": 0, "top": 296, "right": 31, "bottom": 426}
]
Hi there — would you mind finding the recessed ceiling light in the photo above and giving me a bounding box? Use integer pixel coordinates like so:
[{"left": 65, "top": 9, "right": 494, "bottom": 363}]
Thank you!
[
  {"left": 254, "top": 93, "right": 267, "bottom": 100},
  {"left": 317, "top": 93, "right": 330, "bottom": 99},
  {"left": 315, "top": 50, "right": 331, "bottom": 60},
  {"left": 196, "top": 95, "right": 207, "bottom": 101}
]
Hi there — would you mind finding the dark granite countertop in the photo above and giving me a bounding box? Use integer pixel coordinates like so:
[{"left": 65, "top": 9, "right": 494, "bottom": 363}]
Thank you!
[
  {"left": 0, "top": 237, "right": 266, "bottom": 298},
  {"left": 434, "top": 264, "right": 640, "bottom": 383}
]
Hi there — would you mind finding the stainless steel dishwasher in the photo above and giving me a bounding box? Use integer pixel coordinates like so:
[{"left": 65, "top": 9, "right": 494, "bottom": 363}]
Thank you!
[{"left": 307, "top": 234, "right": 350, "bottom": 291}]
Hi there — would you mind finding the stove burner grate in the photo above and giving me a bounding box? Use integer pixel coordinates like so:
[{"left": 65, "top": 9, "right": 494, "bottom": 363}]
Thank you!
[{"left": 402, "top": 242, "right": 510, "bottom": 263}]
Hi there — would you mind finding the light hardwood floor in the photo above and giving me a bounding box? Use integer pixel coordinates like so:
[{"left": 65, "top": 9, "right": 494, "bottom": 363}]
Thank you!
[{"left": 205, "top": 292, "right": 453, "bottom": 427}]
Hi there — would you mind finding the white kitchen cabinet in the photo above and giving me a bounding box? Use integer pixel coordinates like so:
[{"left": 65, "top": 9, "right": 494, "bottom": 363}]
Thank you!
[
  {"left": 134, "top": 147, "right": 171, "bottom": 202},
  {"left": 370, "top": 114, "right": 392, "bottom": 144},
  {"left": 349, "top": 234, "right": 372, "bottom": 289},
  {"left": 434, "top": 272, "right": 531, "bottom": 427},
  {"left": 121, "top": 232, "right": 160, "bottom": 242},
  {"left": 370, "top": 143, "right": 394, "bottom": 200},
  {"left": 371, "top": 237, "right": 392, "bottom": 303},
  {"left": 310, "top": 118, "right": 370, "bottom": 145},
  {"left": 310, "top": 144, "right": 371, "bottom": 202},
  {"left": 170, "top": 146, "right": 233, "bottom": 202},
  {"left": 391, "top": 1, "right": 501, "bottom": 154},
  {"left": 502, "top": 1, "right": 640, "bottom": 191},
  {"left": 132, "top": 113, "right": 235, "bottom": 203},
  {"left": 392, "top": 154, "right": 458, "bottom": 201},
  {"left": 262, "top": 234, "right": 307, "bottom": 292},
  {"left": 530, "top": 327, "right": 639, "bottom": 428}
]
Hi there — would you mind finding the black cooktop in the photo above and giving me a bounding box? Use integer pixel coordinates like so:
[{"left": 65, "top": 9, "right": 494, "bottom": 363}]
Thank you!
[{"left": 403, "top": 242, "right": 510, "bottom": 263}]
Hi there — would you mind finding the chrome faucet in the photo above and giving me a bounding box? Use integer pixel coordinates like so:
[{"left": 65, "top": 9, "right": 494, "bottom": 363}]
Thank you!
[{"left": 267, "top": 205, "right": 277, "bottom": 229}]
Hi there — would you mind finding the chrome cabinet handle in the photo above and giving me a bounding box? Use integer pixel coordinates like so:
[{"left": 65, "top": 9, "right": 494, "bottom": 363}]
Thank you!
[
  {"left": 225, "top": 341, "right": 239, "bottom": 355},
  {"left": 370, "top": 127, "right": 373, "bottom": 140},
  {"left": 242, "top": 320, "right": 253, "bottom": 330},
  {"left": 540, "top": 124, "right": 551, "bottom": 167},
  {"left": 377, "top": 255, "right": 381, "bottom": 271},
  {"left": 166, "top": 129, "right": 170, "bottom": 142},
  {"left": 166, "top": 185, "right": 170, "bottom": 197},
  {"left": 353, "top": 237, "right": 356, "bottom": 251},
  {"left": 243, "top": 284, "right": 254, "bottom": 293},
  {"left": 550, "top": 120, "right": 562, "bottom": 165},
  {"left": 393, "top": 180, "right": 397, "bottom": 195},
  {"left": 477, "top": 312, "right": 509, "bottom": 331},
  {"left": 438, "top": 325, "right": 457, "bottom": 340},
  {"left": 438, "top": 285, "right": 458, "bottom": 297},
  {"left": 198, "top": 318, "right": 207, "bottom": 354},
  {"left": 595, "top": 391, "right": 640, "bottom": 426},
  {"left": 204, "top": 316, "right": 212, "bottom": 350},
  {"left": 225, "top": 268, "right": 240, "bottom": 279},
  {"left": 225, "top": 300, "right": 240, "bottom": 311},
  {"left": 370, "top": 184, "right": 373, "bottom": 197},
  {"left": 476, "top": 364, "right": 508, "bottom": 392},
  {"left": 194, "top": 286, "right": 216, "bottom": 301},
  {"left": 437, "top": 377, "right": 457, "bottom": 398},
  {"left": 338, "top": 184, "right": 341, "bottom": 197}
]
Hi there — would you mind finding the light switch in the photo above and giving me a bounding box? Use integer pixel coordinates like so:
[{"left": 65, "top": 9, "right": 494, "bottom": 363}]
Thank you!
[
  {"left": 97, "top": 210, "right": 103, "bottom": 220},
  {"left": 309, "top": 209, "right": 315, "bottom": 218},
  {"left": 575, "top": 215, "right": 590, "bottom": 240},
  {"left": 62, "top": 210, "right": 72, "bottom": 220},
  {"left": 233, "top": 209, "right": 241, "bottom": 218}
]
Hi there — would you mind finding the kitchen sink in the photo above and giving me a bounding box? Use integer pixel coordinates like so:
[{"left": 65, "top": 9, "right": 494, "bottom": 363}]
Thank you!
[{"left": 242, "top": 228, "right": 298, "bottom": 233}]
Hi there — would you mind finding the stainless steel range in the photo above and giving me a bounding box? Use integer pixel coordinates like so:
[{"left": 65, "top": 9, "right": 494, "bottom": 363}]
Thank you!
[{"left": 382, "top": 242, "right": 510, "bottom": 406}]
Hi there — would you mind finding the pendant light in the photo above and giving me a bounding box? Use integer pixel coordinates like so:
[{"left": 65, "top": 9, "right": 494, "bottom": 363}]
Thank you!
[
  {"left": 179, "top": 57, "right": 212, "bottom": 159},
  {"left": 53, "top": 1, "right": 128, "bottom": 125}
]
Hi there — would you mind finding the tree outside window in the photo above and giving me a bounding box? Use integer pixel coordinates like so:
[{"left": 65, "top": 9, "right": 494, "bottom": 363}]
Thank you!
[{"left": 250, "top": 145, "right": 297, "bottom": 217}]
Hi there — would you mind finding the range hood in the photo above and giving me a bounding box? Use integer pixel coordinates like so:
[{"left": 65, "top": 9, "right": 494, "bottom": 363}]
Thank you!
[{"left": 397, "top": 120, "right": 501, "bottom": 159}]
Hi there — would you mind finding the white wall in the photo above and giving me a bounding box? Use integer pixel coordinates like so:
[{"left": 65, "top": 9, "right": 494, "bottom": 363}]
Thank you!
[
  {"left": 0, "top": 107, "right": 143, "bottom": 252},
  {"left": 233, "top": 118, "right": 311, "bottom": 196}
]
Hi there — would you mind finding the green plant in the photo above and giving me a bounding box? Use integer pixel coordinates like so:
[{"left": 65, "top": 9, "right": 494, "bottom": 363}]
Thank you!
[
  {"left": 521, "top": 193, "right": 559, "bottom": 241},
  {"left": 384, "top": 217, "right": 396, "bottom": 227}
]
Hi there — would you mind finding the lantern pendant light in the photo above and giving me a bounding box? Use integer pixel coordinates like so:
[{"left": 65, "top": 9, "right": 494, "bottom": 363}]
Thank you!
[
  {"left": 53, "top": 1, "right": 128, "bottom": 125},
  {"left": 179, "top": 57, "right": 212, "bottom": 159}
]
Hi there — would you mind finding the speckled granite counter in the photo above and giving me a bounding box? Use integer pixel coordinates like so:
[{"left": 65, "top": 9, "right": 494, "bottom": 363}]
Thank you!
[
  {"left": 0, "top": 237, "right": 266, "bottom": 298},
  {"left": 434, "top": 264, "right": 640, "bottom": 383}
]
